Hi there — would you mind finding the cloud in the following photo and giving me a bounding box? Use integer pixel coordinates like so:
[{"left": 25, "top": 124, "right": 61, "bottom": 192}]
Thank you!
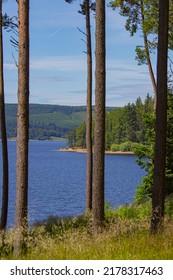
[
  {"left": 106, "top": 58, "right": 153, "bottom": 87},
  {"left": 30, "top": 95, "right": 87, "bottom": 106},
  {"left": 30, "top": 56, "right": 86, "bottom": 72},
  {"left": 106, "top": 82, "right": 154, "bottom": 106},
  {"left": 4, "top": 62, "right": 17, "bottom": 70},
  {"left": 32, "top": 76, "right": 77, "bottom": 83},
  {"left": 4, "top": 55, "right": 86, "bottom": 72},
  {"left": 107, "top": 67, "right": 137, "bottom": 73},
  {"left": 108, "top": 83, "right": 152, "bottom": 93}
]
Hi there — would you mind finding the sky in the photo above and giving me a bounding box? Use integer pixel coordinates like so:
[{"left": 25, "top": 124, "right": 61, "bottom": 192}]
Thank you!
[{"left": 2, "top": 0, "right": 156, "bottom": 107}]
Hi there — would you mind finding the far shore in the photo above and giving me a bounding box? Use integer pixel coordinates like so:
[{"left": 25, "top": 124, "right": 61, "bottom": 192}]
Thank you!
[{"left": 59, "top": 147, "right": 134, "bottom": 155}]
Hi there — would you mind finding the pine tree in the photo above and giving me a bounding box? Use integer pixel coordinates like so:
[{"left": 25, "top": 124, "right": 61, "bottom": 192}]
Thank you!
[
  {"left": 0, "top": 0, "right": 9, "bottom": 231},
  {"left": 14, "top": 0, "right": 30, "bottom": 255},
  {"left": 92, "top": 0, "right": 106, "bottom": 230},
  {"left": 151, "top": 0, "right": 169, "bottom": 233}
]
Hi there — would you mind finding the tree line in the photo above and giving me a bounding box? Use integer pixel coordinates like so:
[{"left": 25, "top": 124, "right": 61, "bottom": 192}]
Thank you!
[
  {"left": 67, "top": 94, "right": 154, "bottom": 150},
  {"left": 1, "top": 103, "right": 91, "bottom": 139},
  {"left": 0, "top": 0, "right": 172, "bottom": 256}
]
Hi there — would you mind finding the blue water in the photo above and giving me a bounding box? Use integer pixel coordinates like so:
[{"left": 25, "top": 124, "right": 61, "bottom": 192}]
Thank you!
[{"left": 0, "top": 140, "right": 145, "bottom": 227}]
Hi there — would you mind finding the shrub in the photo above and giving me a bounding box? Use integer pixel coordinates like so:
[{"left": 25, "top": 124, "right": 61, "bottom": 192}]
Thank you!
[
  {"left": 110, "top": 143, "right": 120, "bottom": 151},
  {"left": 119, "top": 141, "right": 132, "bottom": 151}
]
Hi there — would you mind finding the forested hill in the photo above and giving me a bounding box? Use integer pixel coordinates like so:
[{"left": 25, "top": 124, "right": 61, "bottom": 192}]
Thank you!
[
  {"left": 3, "top": 104, "right": 116, "bottom": 140},
  {"left": 67, "top": 95, "right": 154, "bottom": 150}
]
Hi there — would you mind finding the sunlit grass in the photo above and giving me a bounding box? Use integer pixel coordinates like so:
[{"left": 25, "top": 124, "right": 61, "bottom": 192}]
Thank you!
[{"left": 1, "top": 201, "right": 173, "bottom": 260}]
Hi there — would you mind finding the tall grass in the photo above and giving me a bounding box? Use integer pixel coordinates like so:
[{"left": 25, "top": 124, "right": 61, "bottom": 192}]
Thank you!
[{"left": 1, "top": 201, "right": 173, "bottom": 260}]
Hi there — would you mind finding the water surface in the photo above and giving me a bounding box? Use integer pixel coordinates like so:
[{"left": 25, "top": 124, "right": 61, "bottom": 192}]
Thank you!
[{"left": 0, "top": 140, "right": 145, "bottom": 226}]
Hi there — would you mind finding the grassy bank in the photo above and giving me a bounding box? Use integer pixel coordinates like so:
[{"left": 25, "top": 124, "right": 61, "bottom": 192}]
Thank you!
[{"left": 1, "top": 200, "right": 173, "bottom": 260}]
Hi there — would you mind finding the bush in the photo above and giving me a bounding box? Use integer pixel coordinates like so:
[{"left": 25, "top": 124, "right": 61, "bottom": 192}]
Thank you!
[
  {"left": 131, "top": 142, "right": 140, "bottom": 152},
  {"left": 110, "top": 143, "right": 120, "bottom": 151},
  {"left": 110, "top": 142, "right": 139, "bottom": 152},
  {"left": 119, "top": 141, "right": 133, "bottom": 151}
]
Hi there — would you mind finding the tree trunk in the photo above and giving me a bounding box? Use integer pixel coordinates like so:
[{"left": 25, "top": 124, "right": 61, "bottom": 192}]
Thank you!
[
  {"left": 92, "top": 0, "right": 106, "bottom": 229},
  {"left": 0, "top": 0, "right": 9, "bottom": 231},
  {"left": 151, "top": 0, "right": 169, "bottom": 233},
  {"left": 85, "top": 0, "right": 93, "bottom": 211},
  {"left": 14, "top": 0, "right": 29, "bottom": 256},
  {"left": 140, "top": 0, "right": 157, "bottom": 108}
]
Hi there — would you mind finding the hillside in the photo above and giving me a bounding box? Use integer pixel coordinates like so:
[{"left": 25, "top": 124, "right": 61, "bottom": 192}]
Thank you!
[{"left": 3, "top": 104, "right": 115, "bottom": 140}]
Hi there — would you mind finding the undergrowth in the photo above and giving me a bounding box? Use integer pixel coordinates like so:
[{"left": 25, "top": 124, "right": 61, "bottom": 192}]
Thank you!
[{"left": 0, "top": 199, "right": 173, "bottom": 260}]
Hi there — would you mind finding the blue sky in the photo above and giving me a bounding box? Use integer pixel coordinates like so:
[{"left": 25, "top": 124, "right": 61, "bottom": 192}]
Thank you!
[{"left": 3, "top": 0, "right": 155, "bottom": 107}]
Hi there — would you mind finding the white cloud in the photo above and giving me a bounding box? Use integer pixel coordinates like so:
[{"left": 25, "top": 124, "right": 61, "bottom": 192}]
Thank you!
[
  {"left": 106, "top": 58, "right": 155, "bottom": 85},
  {"left": 4, "top": 55, "right": 86, "bottom": 72},
  {"left": 30, "top": 56, "right": 86, "bottom": 72},
  {"left": 4, "top": 62, "right": 17, "bottom": 70}
]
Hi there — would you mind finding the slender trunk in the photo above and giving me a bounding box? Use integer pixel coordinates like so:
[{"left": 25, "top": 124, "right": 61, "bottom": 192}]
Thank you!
[
  {"left": 92, "top": 0, "right": 106, "bottom": 229},
  {"left": 151, "top": 0, "right": 169, "bottom": 233},
  {"left": 85, "top": 0, "right": 93, "bottom": 211},
  {"left": 14, "top": 0, "right": 29, "bottom": 256},
  {"left": 140, "top": 0, "right": 157, "bottom": 108},
  {"left": 0, "top": 0, "right": 9, "bottom": 231}
]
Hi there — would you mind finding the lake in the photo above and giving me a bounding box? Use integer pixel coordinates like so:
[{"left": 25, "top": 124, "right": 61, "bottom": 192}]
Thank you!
[{"left": 0, "top": 140, "right": 146, "bottom": 227}]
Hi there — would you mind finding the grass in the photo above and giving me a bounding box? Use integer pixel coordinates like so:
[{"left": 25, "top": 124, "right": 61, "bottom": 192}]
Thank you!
[{"left": 1, "top": 201, "right": 173, "bottom": 260}]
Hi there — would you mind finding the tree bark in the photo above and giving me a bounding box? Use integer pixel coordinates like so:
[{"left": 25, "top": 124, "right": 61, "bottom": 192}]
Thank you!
[
  {"left": 92, "top": 0, "right": 106, "bottom": 229},
  {"left": 140, "top": 1, "right": 157, "bottom": 95},
  {"left": 0, "top": 0, "right": 9, "bottom": 231},
  {"left": 85, "top": 0, "right": 93, "bottom": 211},
  {"left": 14, "top": 0, "right": 29, "bottom": 256},
  {"left": 151, "top": 0, "right": 169, "bottom": 233}
]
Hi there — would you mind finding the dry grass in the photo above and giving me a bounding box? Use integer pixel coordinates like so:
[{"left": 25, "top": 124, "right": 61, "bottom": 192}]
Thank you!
[{"left": 1, "top": 203, "right": 173, "bottom": 260}]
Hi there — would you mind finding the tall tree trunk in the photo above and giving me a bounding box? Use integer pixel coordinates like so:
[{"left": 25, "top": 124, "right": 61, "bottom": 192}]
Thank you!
[
  {"left": 85, "top": 0, "right": 93, "bottom": 211},
  {"left": 0, "top": 0, "right": 9, "bottom": 231},
  {"left": 92, "top": 0, "right": 106, "bottom": 229},
  {"left": 151, "top": 0, "right": 169, "bottom": 233},
  {"left": 14, "top": 0, "right": 29, "bottom": 256},
  {"left": 140, "top": 0, "right": 157, "bottom": 108}
]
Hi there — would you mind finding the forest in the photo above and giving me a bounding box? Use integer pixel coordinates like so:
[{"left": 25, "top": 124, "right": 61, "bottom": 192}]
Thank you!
[
  {"left": 2, "top": 104, "right": 92, "bottom": 139},
  {"left": 67, "top": 94, "right": 154, "bottom": 150},
  {"left": 0, "top": 0, "right": 173, "bottom": 260},
  {"left": 1, "top": 104, "right": 115, "bottom": 139}
]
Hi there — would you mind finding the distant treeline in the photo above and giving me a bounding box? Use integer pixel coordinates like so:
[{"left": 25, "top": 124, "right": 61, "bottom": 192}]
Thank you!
[
  {"left": 2, "top": 104, "right": 115, "bottom": 140},
  {"left": 67, "top": 94, "right": 154, "bottom": 150}
]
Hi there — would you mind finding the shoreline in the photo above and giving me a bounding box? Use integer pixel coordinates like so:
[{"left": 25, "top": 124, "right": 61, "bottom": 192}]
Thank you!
[{"left": 59, "top": 147, "right": 134, "bottom": 155}]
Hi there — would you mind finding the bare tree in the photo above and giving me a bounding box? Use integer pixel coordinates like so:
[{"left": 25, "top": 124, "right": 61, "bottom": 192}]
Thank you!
[
  {"left": 0, "top": 0, "right": 9, "bottom": 231},
  {"left": 14, "top": 0, "right": 29, "bottom": 255},
  {"left": 92, "top": 0, "right": 106, "bottom": 229},
  {"left": 151, "top": 0, "right": 169, "bottom": 233}
]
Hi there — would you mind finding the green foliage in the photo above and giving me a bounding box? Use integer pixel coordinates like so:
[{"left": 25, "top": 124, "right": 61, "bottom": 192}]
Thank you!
[
  {"left": 110, "top": 143, "right": 120, "bottom": 151},
  {"left": 3, "top": 104, "right": 115, "bottom": 140},
  {"left": 110, "top": 141, "right": 139, "bottom": 152},
  {"left": 2, "top": 104, "right": 89, "bottom": 140},
  {"left": 1, "top": 199, "right": 173, "bottom": 259},
  {"left": 32, "top": 213, "right": 92, "bottom": 237},
  {"left": 105, "top": 201, "right": 152, "bottom": 222},
  {"left": 135, "top": 46, "right": 147, "bottom": 65},
  {"left": 135, "top": 91, "right": 173, "bottom": 203},
  {"left": 119, "top": 141, "right": 133, "bottom": 151},
  {"left": 109, "top": 0, "right": 158, "bottom": 62},
  {"left": 165, "top": 194, "right": 173, "bottom": 218},
  {"left": 2, "top": 13, "right": 18, "bottom": 31},
  {"left": 75, "top": 122, "right": 86, "bottom": 148},
  {"left": 70, "top": 95, "right": 153, "bottom": 150},
  {"left": 131, "top": 142, "right": 139, "bottom": 151}
]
